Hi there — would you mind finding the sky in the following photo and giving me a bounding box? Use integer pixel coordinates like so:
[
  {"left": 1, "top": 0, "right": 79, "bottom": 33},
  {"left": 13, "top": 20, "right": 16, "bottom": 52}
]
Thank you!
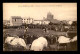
[{"left": 3, "top": 3, "right": 77, "bottom": 21}]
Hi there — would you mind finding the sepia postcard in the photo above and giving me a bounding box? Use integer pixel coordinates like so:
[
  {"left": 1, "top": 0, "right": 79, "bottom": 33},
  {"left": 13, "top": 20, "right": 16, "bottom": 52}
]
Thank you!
[{"left": 3, "top": 3, "right": 77, "bottom": 51}]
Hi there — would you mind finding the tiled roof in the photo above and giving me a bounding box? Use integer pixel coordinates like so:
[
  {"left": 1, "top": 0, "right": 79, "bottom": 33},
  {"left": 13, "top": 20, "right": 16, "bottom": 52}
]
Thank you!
[
  {"left": 44, "top": 18, "right": 60, "bottom": 24},
  {"left": 34, "top": 20, "right": 43, "bottom": 21},
  {"left": 51, "top": 19, "right": 60, "bottom": 24},
  {"left": 11, "top": 16, "right": 22, "bottom": 19}
]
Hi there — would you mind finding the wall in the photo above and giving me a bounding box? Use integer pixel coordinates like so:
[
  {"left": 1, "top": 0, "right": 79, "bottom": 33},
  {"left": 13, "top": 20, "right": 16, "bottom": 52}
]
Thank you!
[{"left": 10, "top": 18, "right": 22, "bottom": 26}]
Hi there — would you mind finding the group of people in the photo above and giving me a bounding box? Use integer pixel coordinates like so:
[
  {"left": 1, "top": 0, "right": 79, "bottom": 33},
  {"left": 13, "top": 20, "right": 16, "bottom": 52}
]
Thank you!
[{"left": 3, "top": 27, "right": 77, "bottom": 51}]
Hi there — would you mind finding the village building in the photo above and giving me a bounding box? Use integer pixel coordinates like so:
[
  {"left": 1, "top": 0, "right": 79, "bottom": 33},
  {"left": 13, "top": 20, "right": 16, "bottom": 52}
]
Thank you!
[
  {"left": 27, "top": 18, "right": 34, "bottom": 24},
  {"left": 33, "top": 20, "right": 42, "bottom": 25},
  {"left": 22, "top": 17, "right": 34, "bottom": 24},
  {"left": 9, "top": 12, "right": 67, "bottom": 26},
  {"left": 47, "top": 12, "right": 54, "bottom": 21},
  {"left": 10, "top": 16, "right": 22, "bottom": 26},
  {"left": 3, "top": 20, "right": 10, "bottom": 26},
  {"left": 44, "top": 12, "right": 60, "bottom": 25},
  {"left": 22, "top": 17, "right": 27, "bottom": 23},
  {"left": 33, "top": 20, "right": 50, "bottom": 25},
  {"left": 42, "top": 20, "right": 50, "bottom": 25}
]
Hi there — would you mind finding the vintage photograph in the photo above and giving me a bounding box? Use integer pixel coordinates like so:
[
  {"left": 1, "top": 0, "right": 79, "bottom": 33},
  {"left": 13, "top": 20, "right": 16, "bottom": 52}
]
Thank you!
[{"left": 3, "top": 3, "right": 77, "bottom": 51}]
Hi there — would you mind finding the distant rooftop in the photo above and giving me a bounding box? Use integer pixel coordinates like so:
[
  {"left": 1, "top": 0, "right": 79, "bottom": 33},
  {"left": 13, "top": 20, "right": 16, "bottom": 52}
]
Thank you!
[
  {"left": 11, "top": 16, "right": 22, "bottom": 19},
  {"left": 34, "top": 20, "right": 43, "bottom": 21},
  {"left": 3, "top": 20, "right": 10, "bottom": 23},
  {"left": 50, "top": 19, "right": 60, "bottom": 23},
  {"left": 34, "top": 20, "right": 49, "bottom": 21}
]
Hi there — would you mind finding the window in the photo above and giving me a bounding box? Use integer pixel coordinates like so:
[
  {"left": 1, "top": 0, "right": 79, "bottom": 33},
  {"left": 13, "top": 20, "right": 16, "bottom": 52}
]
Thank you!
[{"left": 15, "top": 19, "right": 16, "bottom": 22}]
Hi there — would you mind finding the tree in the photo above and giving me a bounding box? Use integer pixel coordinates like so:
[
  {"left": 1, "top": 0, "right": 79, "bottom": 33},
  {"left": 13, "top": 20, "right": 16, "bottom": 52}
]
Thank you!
[{"left": 71, "top": 21, "right": 77, "bottom": 26}]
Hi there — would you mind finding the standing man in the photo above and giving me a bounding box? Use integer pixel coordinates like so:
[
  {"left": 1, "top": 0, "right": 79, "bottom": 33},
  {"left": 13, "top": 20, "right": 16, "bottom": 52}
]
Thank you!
[
  {"left": 26, "top": 27, "right": 29, "bottom": 32},
  {"left": 23, "top": 27, "right": 29, "bottom": 40},
  {"left": 43, "top": 27, "right": 49, "bottom": 34},
  {"left": 24, "top": 27, "right": 29, "bottom": 35}
]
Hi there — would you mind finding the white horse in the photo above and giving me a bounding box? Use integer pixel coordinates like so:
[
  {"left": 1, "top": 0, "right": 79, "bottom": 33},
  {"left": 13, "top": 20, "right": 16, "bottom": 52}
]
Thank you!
[
  {"left": 57, "top": 36, "right": 71, "bottom": 50},
  {"left": 5, "top": 36, "right": 29, "bottom": 50},
  {"left": 58, "top": 36, "right": 71, "bottom": 43},
  {"left": 70, "top": 36, "right": 77, "bottom": 42},
  {"left": 30, "top": 37, "right": 48, "bottom": 51}
]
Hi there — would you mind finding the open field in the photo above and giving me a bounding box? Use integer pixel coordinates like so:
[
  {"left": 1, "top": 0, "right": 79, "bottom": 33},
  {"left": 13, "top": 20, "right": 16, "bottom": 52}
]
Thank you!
[
  {"left": 3, "top": 28, "right": 76, "bottom": 51},
  {"left": 3, "top": 28, "right": 67, "bottom": 37}
]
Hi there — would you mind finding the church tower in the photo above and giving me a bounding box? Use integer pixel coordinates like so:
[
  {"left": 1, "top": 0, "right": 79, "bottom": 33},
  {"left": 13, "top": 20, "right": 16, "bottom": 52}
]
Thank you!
[{"left": 47, "top": 12, "right": 54, "bottom": 21}]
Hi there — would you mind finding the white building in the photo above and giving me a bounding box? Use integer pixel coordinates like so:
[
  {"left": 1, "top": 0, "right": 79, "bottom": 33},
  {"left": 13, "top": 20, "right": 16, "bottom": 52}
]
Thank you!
[
  {"left": 33, "top": 20, "right": 50, "bottom": 25},
  {"left": 22, "top": 17, "right": 27, "bottom": 23},
  {"left": 22, "top": 17, "right": 34, "bottom": 24},
  {"left": 43, "top": 20, "right": 50, "bottom": 25},
  {"left": 27, "top": 18, "right": 34, "bottom": 24},
  {"left": 33, "top": 20, "right": 43, "bottom": 25}
]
